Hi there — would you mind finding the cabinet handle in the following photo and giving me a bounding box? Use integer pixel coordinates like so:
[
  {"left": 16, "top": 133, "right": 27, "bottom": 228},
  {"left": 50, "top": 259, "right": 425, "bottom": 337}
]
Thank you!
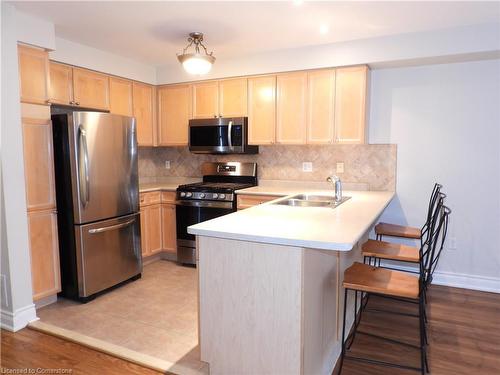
[
  {"left": 69, "top": 101, "right": 75, "bottom": 105},
  {"left": 75, "top": 102, "right": 80, "bottom": 105},
  {"left": 46, "top": 99, "right": 53, "bottom": 104}
]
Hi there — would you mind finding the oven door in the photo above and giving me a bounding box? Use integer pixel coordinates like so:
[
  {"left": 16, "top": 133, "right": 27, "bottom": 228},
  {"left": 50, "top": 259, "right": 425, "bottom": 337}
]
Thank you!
[
  {"left": 189, "top": 118, "right": 244, "bottom": 154},
  {"left": 176, "top": 200, "right": 233, "bottom": 264}
]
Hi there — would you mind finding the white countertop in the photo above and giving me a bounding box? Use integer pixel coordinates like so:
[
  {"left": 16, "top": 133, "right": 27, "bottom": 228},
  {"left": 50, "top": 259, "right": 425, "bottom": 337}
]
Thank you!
[
  {"left": 139, "top": 177, "right": 200, "bottom": 193},
  {"left": 188, "top": 190, "right": 394, "bottom": 251},
  {"left": 236, "top": 179, "right": 370, "bottom": 196}
]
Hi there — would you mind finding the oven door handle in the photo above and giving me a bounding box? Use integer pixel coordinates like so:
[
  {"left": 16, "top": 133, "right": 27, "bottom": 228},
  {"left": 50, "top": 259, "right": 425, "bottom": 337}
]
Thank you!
[{"left": 175, "top": 200, "right": 233, "bottom": 209}]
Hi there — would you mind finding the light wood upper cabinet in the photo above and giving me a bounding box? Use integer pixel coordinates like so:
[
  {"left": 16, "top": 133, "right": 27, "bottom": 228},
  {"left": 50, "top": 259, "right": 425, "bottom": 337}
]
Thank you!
[
  {"left": 276, "top": 72, "right": 307, "bottom": 144},
  {"left": 18, "top": 45, "right": 50, "bottom": 105},
  {"left": 161, "top": 204, "right": 176, "bottom": 253},
  {"left": 49, "top": 62, "right": 74, "bottom": 105},
  {"left": 193, "top": 81, "right": 219, "bottom": 119},
  {"left": 28, "top": 209, "right": 61, "bottom": 301},
  {"left": 307, "top": 69, "right": 336, "bottom": 144},
  {"left": 158, "top": 84, "right": 191, "bottom": 146},
  {"left": 219, "top": 78, "right": 247, "bottom": 117},
  {"left": 109, "top": 77, "right": 133, "bottom": 116},
  {"left": 21, "top": 104, "right": 55, "bottom": 211},
  {"left": 334, "top": 65, "right": 368, "bottom": 144},
  {"left": 248, "top": 75, "right": 276, "bottom": 145},
  {"left": 133, "top": 82, "right": 155, "bottom": 146},
  {"left": 73, "top": 68, "right": 110, "bottom": 110}
]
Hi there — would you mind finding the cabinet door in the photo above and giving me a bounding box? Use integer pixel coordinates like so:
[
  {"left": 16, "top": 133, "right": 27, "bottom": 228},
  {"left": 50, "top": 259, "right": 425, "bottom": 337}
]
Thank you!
[
  {"left": 161, "top": 204, "right": 176, "bottom": 253},
  {"left": 28, "top": 209, "right": 61, "bottom": 300},
  {"left": 147, "top": 204, "right": 163, "bottom": 255},
  {"left": 276, "top": 72, "right": 307, "bottom": 144},
  {"left": 21, "top": 104, "right": 56, "bottom": 211},
  {"left": 193, "top": 81, "right": 219, "bottom": 119},
  {"left": 307, "top": 69, "right": 335, "bottom": 144},
  {"left": 219, "top": 78, "right": 247, "bottom": 117},
  {"left": 49, "top": 62, "right": 74, "bottom": 105},
  {"left": 18, "top": 45, "right": 50, "bottom": 105},
  {"left": 140, "top": 208, "right": 149, "bottom": 257},
  {"left": 73, "top": 68, "right": 110, "bottom": 110},
  {"left": 158, "top": 84, "right": 191, "bottom": 146},
  {"left": 248, "top": 76, "right": 276, "bottom": 145},
  {"left": 109, "top": 77, "right": 133, "bottom": 116},
  {"left": 334, "top": 66, "right": 368, "bottom": 144},
  {"left": 133, "top": 82, "right": 155, "bottom": 146}
]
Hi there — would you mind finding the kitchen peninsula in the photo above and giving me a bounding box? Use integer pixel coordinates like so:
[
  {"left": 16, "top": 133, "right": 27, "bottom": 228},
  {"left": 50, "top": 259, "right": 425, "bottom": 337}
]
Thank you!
[{"left": 189, "top": 190, "right": 394, "bottom": 374}]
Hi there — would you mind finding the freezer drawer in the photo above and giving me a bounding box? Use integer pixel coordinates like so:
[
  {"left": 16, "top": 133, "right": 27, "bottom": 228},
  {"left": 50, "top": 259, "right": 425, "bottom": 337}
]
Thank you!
[{"left": 74, "top": 213, "right": 142, "bottom": 297}]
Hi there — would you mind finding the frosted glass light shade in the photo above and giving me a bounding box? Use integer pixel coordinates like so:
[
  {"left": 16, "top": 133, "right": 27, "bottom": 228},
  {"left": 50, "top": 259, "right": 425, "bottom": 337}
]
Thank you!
[{"left": 178, "top": 53, "right": 215, "bottom": 75}]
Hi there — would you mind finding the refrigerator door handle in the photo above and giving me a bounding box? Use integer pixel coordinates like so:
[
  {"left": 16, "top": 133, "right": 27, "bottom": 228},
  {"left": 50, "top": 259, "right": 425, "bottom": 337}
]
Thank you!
[
  {"left": 88, "top": 218, "right": 136, "bottom": 234},
  {"left": 78, "top": 125, "right": 90, "bottom": 207}
]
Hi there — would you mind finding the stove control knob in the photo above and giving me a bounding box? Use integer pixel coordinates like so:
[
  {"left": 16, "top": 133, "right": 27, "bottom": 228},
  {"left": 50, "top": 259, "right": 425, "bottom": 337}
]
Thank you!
[
  {"left": 212, "top": 193, "right": 219, "bottom": 199},
  {"left": 186, "top": 192, "right": 193, "bottom": 198},
  {"left": 180, "top": 192, "right": 186, "bottom": 198},
  {"left": 219, "top": 194, "right": 226, "bottom": 200},
  {"left": 199, "top": 193, "right": 206, "bottom": 198}
]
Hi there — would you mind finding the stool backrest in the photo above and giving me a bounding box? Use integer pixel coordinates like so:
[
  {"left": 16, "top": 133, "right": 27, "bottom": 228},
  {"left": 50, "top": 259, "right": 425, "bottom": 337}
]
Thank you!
[
  {"left": 421, "top": 183, "right": 443, "bottom": 243},
  {"left": 420, "top": 200, "right": 451, "bottom": 288}
]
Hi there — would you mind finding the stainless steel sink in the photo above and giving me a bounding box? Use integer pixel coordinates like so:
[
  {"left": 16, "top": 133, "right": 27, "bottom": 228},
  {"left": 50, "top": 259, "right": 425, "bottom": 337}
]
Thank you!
[{"left": 274, "top": 195, "right": 351, "bottom": 208}]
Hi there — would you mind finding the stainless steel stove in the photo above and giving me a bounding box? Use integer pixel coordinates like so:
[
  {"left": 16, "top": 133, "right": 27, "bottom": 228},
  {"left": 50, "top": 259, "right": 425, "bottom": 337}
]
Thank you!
[{"left": 175, "top": 162, "right": 257, "bottom": 265}]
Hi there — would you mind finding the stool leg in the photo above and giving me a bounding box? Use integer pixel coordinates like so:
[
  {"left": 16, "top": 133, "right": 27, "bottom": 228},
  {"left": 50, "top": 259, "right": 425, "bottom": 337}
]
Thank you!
[
  {"left": 419, "top": 292, "right": 426, "bottom": 375},
  {"left": 339, "top": 288, "right": 348, "bottom": 375}
]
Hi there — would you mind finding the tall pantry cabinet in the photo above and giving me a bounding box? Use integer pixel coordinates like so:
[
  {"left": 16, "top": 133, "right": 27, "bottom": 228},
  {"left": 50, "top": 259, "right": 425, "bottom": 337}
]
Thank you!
[{"left": 18, "top": 45, "right": 61, "bottom": 301}]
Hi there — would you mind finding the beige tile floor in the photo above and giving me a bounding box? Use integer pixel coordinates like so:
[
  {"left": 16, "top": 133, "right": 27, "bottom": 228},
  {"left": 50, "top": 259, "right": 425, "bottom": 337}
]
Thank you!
[{"left": 37, "top": 260, "right": 203, "bottom": 371}]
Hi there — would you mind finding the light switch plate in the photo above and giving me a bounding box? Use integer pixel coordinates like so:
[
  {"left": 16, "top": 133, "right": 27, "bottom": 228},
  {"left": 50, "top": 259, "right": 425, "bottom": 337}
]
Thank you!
[
  {"left": 165, "top": 161, "right": 171, "bottom": 169},
  {"left": 302, "top": 162, "right": 313, "bottom": 172},
  {"left": 336, "top": 162, "right": 345, "bottom": 174}
]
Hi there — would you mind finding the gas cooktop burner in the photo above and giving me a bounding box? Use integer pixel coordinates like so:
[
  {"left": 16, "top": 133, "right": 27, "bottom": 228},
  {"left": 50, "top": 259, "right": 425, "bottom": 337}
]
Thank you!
[{"left": 178, "top": 182, "right": 254, "bottom": 193}]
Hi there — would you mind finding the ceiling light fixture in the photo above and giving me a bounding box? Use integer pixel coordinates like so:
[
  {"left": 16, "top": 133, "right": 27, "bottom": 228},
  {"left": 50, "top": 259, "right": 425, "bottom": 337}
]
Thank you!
[
  {"left": 319, "top": 24, "right": 329, "bottom": 35},
  {"left": 177, "top": 32, "right": 216, "bottom": 75}
]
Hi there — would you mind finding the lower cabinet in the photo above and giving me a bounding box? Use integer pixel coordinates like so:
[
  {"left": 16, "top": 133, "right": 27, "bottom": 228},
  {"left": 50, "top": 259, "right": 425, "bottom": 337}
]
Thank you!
[
  {"left": 139, "top": 191, "right": 177, "bottom": 258},
  {"left": 237, "top": 194, "right": 280, "bottom": 210},
  {"left": 28, "top": 209, "right": 61, "bottom": 301},
  {"left": 161, "top": 204, "right": 176, "bottom": 253}
]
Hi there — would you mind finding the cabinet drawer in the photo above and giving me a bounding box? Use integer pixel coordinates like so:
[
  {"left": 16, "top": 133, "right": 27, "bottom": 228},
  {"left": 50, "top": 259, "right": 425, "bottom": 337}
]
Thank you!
[
  {"left": 161, "top": 191, "right": 176, "bottom": 204},
  {"left": 140, "top": 191, "right": 161, "bottom": 206},
  {"left": 237, "top": 194, "right": 280, "bottom": 210}
]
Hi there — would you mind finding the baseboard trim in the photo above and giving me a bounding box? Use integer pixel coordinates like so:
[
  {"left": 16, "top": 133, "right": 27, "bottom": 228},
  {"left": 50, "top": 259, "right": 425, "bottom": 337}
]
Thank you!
[
  {"left": 28, "top": 321, "right": 208, "bottom": 375},
  {"left": 379, "top": 261, "right": 500, "bottom": 294},
  {"left": 1, "top": 303, "right": 38, "bottom": 332}
]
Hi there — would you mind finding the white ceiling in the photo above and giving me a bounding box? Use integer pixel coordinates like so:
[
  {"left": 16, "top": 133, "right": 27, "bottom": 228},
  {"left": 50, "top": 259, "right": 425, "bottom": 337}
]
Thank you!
[{"left": 11, "top": 1, "right": 500, "bottom": 67}]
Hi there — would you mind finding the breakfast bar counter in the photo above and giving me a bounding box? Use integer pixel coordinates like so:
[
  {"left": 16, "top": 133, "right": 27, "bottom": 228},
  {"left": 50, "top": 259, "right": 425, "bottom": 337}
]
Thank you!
[{"left": 188, "top": 190, "right": 394, "bottom": 375}]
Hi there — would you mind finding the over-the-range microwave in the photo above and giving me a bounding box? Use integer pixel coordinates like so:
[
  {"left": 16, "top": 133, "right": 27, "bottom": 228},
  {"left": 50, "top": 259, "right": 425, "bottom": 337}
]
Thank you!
[{"left": 188, "top": 117, "right": 259, "bottom": 154}]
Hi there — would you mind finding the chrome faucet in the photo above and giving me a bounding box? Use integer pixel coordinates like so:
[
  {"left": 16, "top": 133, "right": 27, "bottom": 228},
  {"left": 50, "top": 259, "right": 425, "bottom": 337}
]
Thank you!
[{"left": 326, "top": 175, "right": 342, "bottom": 202}]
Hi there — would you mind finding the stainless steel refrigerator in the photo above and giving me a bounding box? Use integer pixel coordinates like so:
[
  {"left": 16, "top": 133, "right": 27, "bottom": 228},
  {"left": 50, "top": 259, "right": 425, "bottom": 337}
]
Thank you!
[{"left": 52, "top": 111, "right": 142, "bottom": 302}]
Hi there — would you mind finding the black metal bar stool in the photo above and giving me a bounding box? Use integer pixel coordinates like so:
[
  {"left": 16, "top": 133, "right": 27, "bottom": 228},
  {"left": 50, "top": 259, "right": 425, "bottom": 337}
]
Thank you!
[{"left": 338, "top": 204, "right": 451, "bottom": 374}]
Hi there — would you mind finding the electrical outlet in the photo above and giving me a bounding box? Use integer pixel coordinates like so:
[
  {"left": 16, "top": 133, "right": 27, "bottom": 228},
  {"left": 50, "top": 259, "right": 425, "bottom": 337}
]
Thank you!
[
  {"left": 448, "top": 237, "right": 457, "bottom": 251},
  {"left": 336, "top": 162, "right": 345, "bottom": 174},
  {"left": 165, "top": 161, "right": 171, "bottom": 169},
  {"left": 302, "top": 162, "right": 313, "bottom": 172}
]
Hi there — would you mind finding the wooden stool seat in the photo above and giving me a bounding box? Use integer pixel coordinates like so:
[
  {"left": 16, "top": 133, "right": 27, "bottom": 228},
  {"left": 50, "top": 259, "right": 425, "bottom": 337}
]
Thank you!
[
  {"left": 343, "top": 262, "right": 419, "bottom": 299},
  {"left": 375, "top": 222, "right": 421, "bottom": 239},
  {"left": 362, "top": 239, "right": 420, "bottom": 263}
]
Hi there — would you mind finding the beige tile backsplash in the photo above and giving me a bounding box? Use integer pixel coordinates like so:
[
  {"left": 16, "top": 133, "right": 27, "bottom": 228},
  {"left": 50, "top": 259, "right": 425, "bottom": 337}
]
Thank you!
[{"left": 138, "top": 144, "right": 397, "bottom": 191}]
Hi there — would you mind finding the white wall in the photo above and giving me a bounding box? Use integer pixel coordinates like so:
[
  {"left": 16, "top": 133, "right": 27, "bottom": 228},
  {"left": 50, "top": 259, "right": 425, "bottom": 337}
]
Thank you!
[
  {"left": 369, "top": 59, "right": 500, "bottom": 291},
  {"left": 16, "top": 9, "right": 55, "bottom": 50},
  {"left": 157, "top": 23, "right": 500, "bottom": 84},
  {"left": 0, "top": 3, "right": 38, "bottom": 331},
  {"left": 50, "top": 37, "right": 156, "bottom": 84}
]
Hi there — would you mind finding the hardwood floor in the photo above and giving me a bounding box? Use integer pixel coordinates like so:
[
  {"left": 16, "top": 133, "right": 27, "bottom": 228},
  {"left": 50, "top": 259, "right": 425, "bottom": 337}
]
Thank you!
[
  {"left": 1, "top": 285, "right": 498, "bottom": 374},
  {"left": 336, "top": 285, "right": 500, "bottom": 374},
  {"left": 0, "top": 328, "right": 163, "bottom": 375}
]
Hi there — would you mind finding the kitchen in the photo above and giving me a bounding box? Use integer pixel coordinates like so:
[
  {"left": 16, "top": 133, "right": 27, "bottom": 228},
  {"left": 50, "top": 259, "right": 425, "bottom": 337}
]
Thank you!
[{"left": 1, "top": 2, "right": 500, "bottom": 375}]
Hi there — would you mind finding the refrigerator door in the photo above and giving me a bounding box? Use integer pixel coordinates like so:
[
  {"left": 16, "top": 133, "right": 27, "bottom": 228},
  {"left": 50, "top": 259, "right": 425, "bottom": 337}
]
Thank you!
[
  {"left": 69, "top": 112, "right": 138, "bottom": 224},
  {"left": 75, "top": 213, "right": 142, "bottom": 297}
]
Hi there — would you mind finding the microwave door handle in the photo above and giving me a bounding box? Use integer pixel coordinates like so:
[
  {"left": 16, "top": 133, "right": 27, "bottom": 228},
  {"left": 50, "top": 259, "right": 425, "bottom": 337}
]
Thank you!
[
  {"left": 78, "top": 125, "right": 90, "bottom": 207},
  {"left": 227, "top": 120, "right": 233, "bottom": 150}
]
